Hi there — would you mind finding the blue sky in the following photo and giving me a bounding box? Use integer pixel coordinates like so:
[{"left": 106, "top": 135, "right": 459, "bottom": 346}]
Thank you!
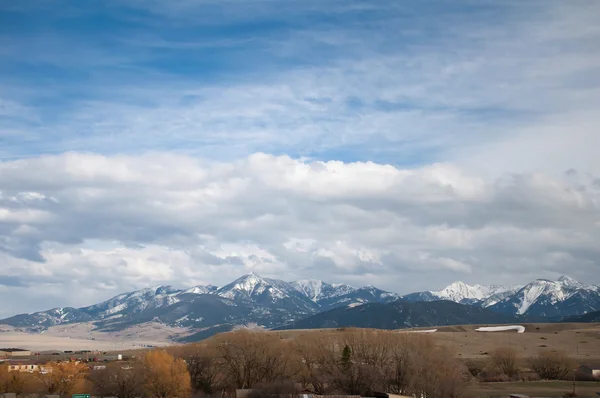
[
  {"left": 2, "top": 0, "right": 571, "bottom": 164},
  {"left": 1, "top": 1, "right": 600, "bottom": 315}
]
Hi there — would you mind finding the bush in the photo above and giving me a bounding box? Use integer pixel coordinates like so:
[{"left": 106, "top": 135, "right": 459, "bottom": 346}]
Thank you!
[
  {"left": 529, "top": 350, "right": 576, "bottom": 380},
  {"left": 489, "top": 347, "right": 519, "bottom": 378},
  {"left": 465, "top": 360, "right": 483, "bottom": 377}
]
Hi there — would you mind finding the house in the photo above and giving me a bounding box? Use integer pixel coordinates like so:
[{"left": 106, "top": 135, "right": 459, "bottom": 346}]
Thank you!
[
  {"left": 576, "top": 365, "right": 600, "bottom": 380},
  {"left": 0, "top": 348, "right": 31, "bottom": 357},
  {"left": 6, "top": 363, "right": 39, "bottom": 373}
]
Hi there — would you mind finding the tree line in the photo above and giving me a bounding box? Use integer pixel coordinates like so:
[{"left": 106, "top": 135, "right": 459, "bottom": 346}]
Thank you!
[{"left": 0, "top": 329, "right": 582, "bottom": 398}]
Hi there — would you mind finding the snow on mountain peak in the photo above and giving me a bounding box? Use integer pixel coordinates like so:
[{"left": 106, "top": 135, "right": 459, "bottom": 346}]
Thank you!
[
  {"left": 557, "top": 275, "right": 583, "bottom": 288},
  {"left": 290, "top": 279, "right": 358, "bottom": 302},
  {"left": 511, "top": 276, "right": 586, "bottom": 315},
  {"left": 433, "top": 281, "right": 515, "bottom": 303},
  {"left": 183, "top": 285, "right": 216, "bottom": 295},
  {"left": 216, "top": 273, "right": 294, "bottom": 301},
  {"left": 291, "top": 280, "right": 328, "bottom": 301}
]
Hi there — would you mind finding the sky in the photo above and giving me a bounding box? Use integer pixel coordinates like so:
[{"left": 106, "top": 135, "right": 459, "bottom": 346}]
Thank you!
[{"left": 1, "top": 0, "right": 600, "bottom": 317}]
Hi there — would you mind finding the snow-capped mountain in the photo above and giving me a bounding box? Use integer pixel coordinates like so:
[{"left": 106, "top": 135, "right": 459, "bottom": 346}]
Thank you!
[
  {"left": 84, "top": 285, "right": 182, "bottom": 317},
  {"left": 0, "top": 273, "right": 398, "bottom": 336},
  {"left": 182, "top": 285, "right": 218, "bottom": 295},
  {"left": 403, "top": 276, "right": 600, "bottom": 318},
  {"left": 216, "top": 273, "right": 318, "bottom": 313},
  {"left": 488, "top": 276, "right": 600, "bottom": 317},
  {"left": 290, "top": 279, "right": 355, "bottom": 302},
  {"left": 2, "top": 274, "right": 597, "bottom": 342},
  {"left": 434, "top": 281, "right": 521, "bottom": 304},
  {"left": 402, "top": 281, "right": 521, "bottom": 305}
]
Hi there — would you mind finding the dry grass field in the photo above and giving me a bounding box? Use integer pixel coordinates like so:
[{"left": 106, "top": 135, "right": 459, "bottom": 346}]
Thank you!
[
  {"left": 273, "top": 323, "right": 600, "bottom": 362},
  {"left": 468, "top": 380, "right": 600, "bottom": 398},
  {"left": 3, "top": 322, "right": 599, "bottom": 397}
]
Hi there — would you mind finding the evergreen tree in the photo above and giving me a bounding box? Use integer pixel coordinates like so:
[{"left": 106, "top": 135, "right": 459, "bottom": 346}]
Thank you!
[{"left": 340, "top": 344, "right": 352, "bottom": 371}]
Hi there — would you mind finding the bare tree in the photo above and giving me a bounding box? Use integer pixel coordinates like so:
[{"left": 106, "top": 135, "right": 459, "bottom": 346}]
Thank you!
[
  {"left": 490, "top": 347, "right": 519, "bottom": 377},
  {"left": 88, "top": 362, "right": 143, "bottom": 398},
  {"left": 214, "top": 330, "right": 296, "bottom": 390},
  {"left": 529, "top": 350, "right": 576, "bottom": 380},
  {"left": 179, "top": 343, "right": 226, "bottom": 395}
]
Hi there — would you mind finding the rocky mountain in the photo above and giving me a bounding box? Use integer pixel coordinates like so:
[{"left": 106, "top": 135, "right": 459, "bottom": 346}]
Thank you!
[
  {"left": 403, "top": 276, "right": 600, "bottom": 318},
  {"left": 276, "top": 300, "right": 523, "bottom": 331},
  {"left": 216, "top": 273, "right": 318, "bottom": 313},
  {"left": 402, "top": 281, "right": 522, "bottom": 305},
  {"left": 2, "top": 274, "right": 597, "bottom": 342},
  {"left": 487, "top": 276, "right": 600, "bottom": 317},
  {"left": 0, "top": 273, "right": 399, "bottom": 338},
  {"left": 290, "top": 280, "right": 355, "bottom": 303}
]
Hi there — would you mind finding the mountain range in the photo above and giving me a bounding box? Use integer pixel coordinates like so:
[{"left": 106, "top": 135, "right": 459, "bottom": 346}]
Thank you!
[
  {"left": 0, "top": 273, "right": 598, "bottom": 342},
  {"left": 403, "top": 275, "right": 600, "bottom": 318}
]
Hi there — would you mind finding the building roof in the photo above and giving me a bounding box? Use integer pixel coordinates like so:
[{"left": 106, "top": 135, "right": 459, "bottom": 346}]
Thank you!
[{"left": 0, "top": 348, "right": 30, "bottom": 352}]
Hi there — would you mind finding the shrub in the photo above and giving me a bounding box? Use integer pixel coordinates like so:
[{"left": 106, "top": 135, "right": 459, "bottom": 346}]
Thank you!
[
  {"left": 489, "top": 347, "right": 519, "bottom": 378},
  {"left": 465, "top": 360, "right": 483, "bottom": 377},
  {"left": 529, "top": 350, "right": 576, "bottom": 380}
]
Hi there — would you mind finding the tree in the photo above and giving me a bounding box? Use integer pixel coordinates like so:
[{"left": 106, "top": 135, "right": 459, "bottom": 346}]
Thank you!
[
  {"left": 293, "top": 334, "right": 330, "bottom": 394},
  {"left": 142, "top": 349, "right": 191, "bottom": 398},
  {"left": 529, "top": 350, "right": 576, "bottom": 380},
  {"left": 214, "top": 330, "right": 296, "bottom": 390},
  {"left": 0, "top": 365, "right": 8, "bottom": 393},
  {"left": 37, "top": 361, "right": 88, "bottom": 396},
  {"left": 88, "top": 362, "right": 143, "bottom": 398},
  {"left": 340, "top": 345, "right": 352, "bottom": 371},
  {"left": 178, "top": 344, "right": 226, "bottom": 395},
  {"left": 490, "top": 347, "right": 519, "bottom": 377}
]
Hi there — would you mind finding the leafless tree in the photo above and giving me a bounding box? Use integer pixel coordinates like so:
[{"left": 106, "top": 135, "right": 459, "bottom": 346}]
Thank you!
[
  {"left": 529, "top": 350, "right": 576, "bottom": 380},
  {"left": 489, "top": 347, "right": 519, "bottom": 378},
  {"left": 88, "top": 362, "right": 143, "bottom": 398}
]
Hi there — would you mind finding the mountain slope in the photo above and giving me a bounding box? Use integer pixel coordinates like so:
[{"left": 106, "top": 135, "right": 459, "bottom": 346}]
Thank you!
[
  {"left": 216, "top": 273, "right": 319, "bottom": 314},
  {"left": 0, "top": 273, "right": 399, "bottom": 337},
  {"left": 276, "top": 300, "right": 523, "bottom": 330},
  {"left": 402, "top": 281, "right": 522, "bottom": 305},
  {"left": 562, "top": 309, "right": 600, "bottom": 323},
  {"left": 489, "top": 277, "right": 600, "bottom": 317},
  {"left": 403, "top": 276, "right": 600, "bottom": 318},
  {"left": 290, "top": 280, "right": 355, "bottom": 302}
]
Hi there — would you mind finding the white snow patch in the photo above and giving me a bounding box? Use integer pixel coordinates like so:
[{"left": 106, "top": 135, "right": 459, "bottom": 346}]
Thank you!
[
  {"left": 475, "top": 325, "right": 525, "bottom": 333},
  {"left": 406, "top": 329, "right": 438, "bottom": 333},
  {"left": 347, "top": 302, "right": 363, "bottom": 308}
]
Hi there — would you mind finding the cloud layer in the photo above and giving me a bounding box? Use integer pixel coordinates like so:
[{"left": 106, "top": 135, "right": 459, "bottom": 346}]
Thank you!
[
  {"left": 1, "top": 153, "right": 599, "bottom": 315},
  {"left": 1, "top": 1, "right": 600, "bottom": 315}
]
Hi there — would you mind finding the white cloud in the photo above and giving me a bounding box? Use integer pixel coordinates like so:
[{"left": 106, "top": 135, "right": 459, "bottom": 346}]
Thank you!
[
  {"left": 0, "top": 152, "right": 599, "bottom": 315},
  {"left": 1, "top": 1, "right": 600, "bottom": 316}
]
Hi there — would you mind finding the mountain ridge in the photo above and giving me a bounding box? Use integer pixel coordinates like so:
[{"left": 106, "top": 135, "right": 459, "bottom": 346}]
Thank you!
[{"left": 1, "top": 273, "right": 598, "bottom": 342}]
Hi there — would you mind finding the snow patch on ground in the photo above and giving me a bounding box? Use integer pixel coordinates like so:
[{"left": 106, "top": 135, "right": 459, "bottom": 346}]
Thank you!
[
  {"left": 347, "top": 302, "right": 363, "bottom": 308},
  {"left": 475, "top": 325, "right": 525, "bottom": 333},
  {"left": 407, "top": 329, "right": 438, "bottom": 333}
]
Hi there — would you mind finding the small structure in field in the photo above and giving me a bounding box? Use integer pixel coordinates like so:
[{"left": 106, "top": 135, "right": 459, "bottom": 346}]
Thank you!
[{"left": 0, "top": 348, "right": 31, "bottom": 357}]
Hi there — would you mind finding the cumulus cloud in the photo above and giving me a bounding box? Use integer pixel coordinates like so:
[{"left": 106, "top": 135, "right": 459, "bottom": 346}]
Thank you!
[{"left": 1, "top": 152, "right": 599, "bottom": 315}]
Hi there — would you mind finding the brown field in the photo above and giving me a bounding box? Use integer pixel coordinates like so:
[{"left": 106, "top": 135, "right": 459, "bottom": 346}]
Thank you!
[
  {"left": 467, "top": 380, "right": 600, "bottom": 398},
  {"left": 3, "top": 322, "right": 599, "bottom": 363},
  {"left": 273, "top": 323, "right": 600, "bottom": 362},
  {"left": 2, "top": 322, "right": 599, "bottom": 397}
]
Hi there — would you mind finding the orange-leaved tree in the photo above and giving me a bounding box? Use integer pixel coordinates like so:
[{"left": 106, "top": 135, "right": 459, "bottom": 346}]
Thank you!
[
  {"left": 37, "top": 361, "right": 89, "bottom": 396},
  {"left": 142, "top": 349, "right": 191, "bottom": 398}
]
